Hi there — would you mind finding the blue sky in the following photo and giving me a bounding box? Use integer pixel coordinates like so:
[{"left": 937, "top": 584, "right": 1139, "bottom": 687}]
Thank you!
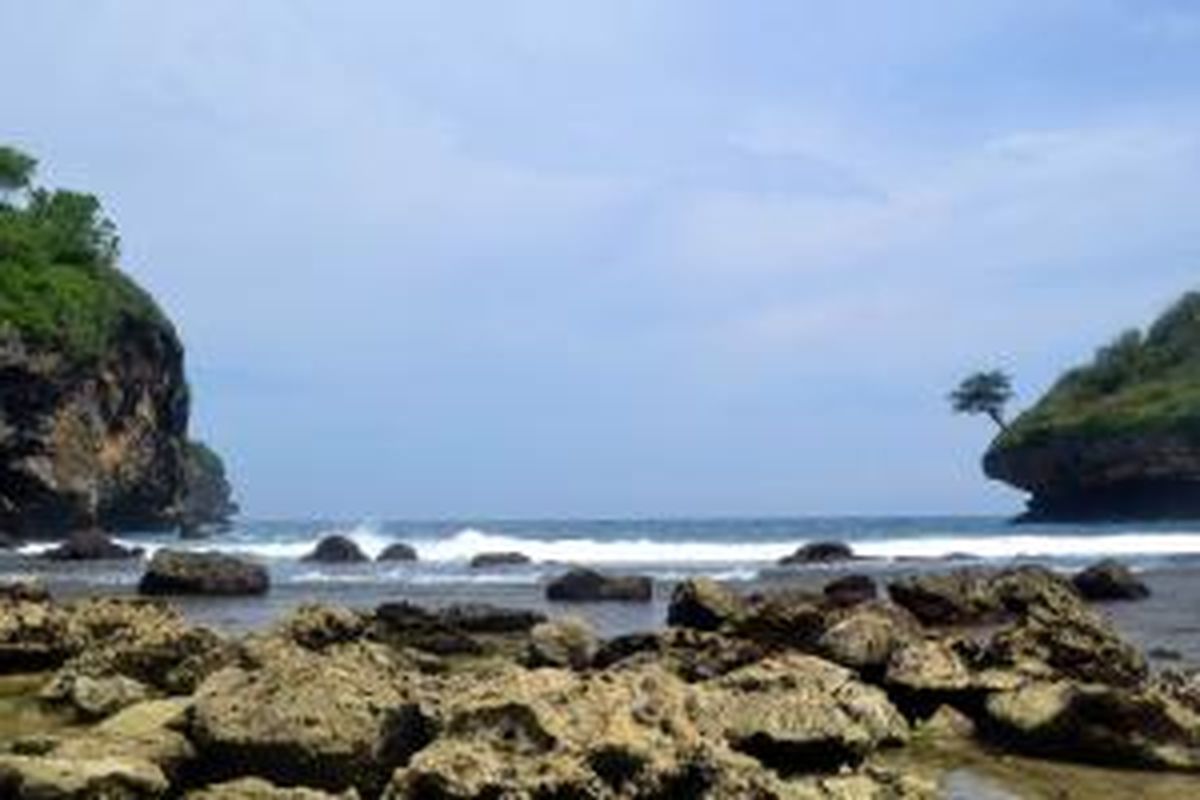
[{"left": 3, "top": 1, "right": 1199, "bottom": 518}]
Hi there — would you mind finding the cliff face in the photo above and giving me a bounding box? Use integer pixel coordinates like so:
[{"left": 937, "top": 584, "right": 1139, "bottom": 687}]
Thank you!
[
  {"left": 0, "top": 314, "right": 189, "bottom": 536},
  {"left": 985, "top": 292, "right": 1200, "bottom": 521}
]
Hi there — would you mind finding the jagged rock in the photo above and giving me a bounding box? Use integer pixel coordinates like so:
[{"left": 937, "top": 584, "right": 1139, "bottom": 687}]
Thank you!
[
  {"left": 545, "top": 568, "right": 652, "bottom": 602},
  {"left": 596, "top": 629, "right": 767, "bottom": 682},
  {"left": 180, "top": 440, "right": 238, "bottom": 530},
  {"left": 699, "top": 654, "right": 909, "bottom": 774},
  {"left": 779, "top": 541, "right": 857, "bottom": 565},
  {"left": 139, "top": 550, "right": 269, "bottom": 596},
  {"left": 988, "top": 597, "right": 1147, "bottom": 687},
  {"left": 916, "top": 705, "right": 976, "bottom": 743},
  {"left": 371, "top": 602, "right": 485, "bottom": 657},
  {"left": 731, "top": 588, "right": 827, "bottom": 650},
  {"left": 376, "top": 543, "right": 418, "bottom": 562},
  {"left": 39, "top": 672, "right": 150, "bottom": 720},
  {"left": 527, "top": 617, "right": 598, "bottom": 669},
  {"left": 887, "top": 570, "right": 1002, "bottom": 626},
  {"left": 666, "top": 577, "right": 745, "bottom": 631},
  {"left": 1073, "top": 559, "right": 1150, "bottom": 601},
  {"left": 276, "top": 604, "right": 369, "bottom": 651},
  {"left": 187, "top": 778, "right": 360, "bottom": 799},
  {"left": 48, "top": 698, "right": 195, "bottom": 782},
  {"left": 984, "top": 679, "right": 1200, "bottom": 770},
  {"left": 0, "top": 585, "right": 68, "bottom": 672},
  {"left": 467, "top": 551, "right": 531, "bottom": 568},
  {"left": 302, "top": 535, "right": 368, "bottom": 564},
  {"left": 189, "top": 638, "right": 434, "bottom": 795},
  {"left": 885, "top": 640, "right": 972, "bottom": 693},
  {"left": 823, "top": 574, "right": 878, "bottom": 608},
  {"left": 437, "top": 604, "right": 545, "bottom": 634},
  {"left": 42, "top": 528, "right": 142, "bottom": 561},
  {"left": 818, "top": 602, "right": 919, "bottom": 673},
  {"left": 0, "top": 754, "right": 169, "bottom": 799}
]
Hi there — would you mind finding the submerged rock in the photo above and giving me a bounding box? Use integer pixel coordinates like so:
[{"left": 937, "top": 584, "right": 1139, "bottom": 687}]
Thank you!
[
  {"left": 1073, "top": 559, "right": 1150, "bottom": 601},
  {"left": 545, "top": 568, "right": 653, "bottom": 602},
  {"left": 666, "top": 577, "right": 745, "bottom": 631},
  {"left": 41, "top": 528, "right": 141, "bottom": 561},
  {"left": 468, "top": 551, "right": 531, "bottom": 568},
  {"left": 302, "top": 535, "right": 369, "bottom": 564},
  {"left": 779, "top": 540, "right": 857, "bottom": 565},
  {"left": 139, "top": 550, "right": 269, "bottom": 596},
  {"left": 376, "top": 543, "right": 418, "bottom": 562}
]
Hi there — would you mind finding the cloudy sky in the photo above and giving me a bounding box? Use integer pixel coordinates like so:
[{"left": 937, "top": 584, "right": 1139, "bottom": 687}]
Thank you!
[{"left": 3, "top": 1, "right": 1199, "bottom": 518}]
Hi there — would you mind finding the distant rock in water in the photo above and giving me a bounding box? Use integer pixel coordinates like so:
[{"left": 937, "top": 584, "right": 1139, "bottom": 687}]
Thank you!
[
  {"left": 545, "top": 568, "right": 653, "bottom": 602},
  {"left": 42, "top": 529, "right": 142, "bottom": 561},
  {"left": 984, "top": 292, "right": 1200, "bottom": 521},
  {"left": 376, "top": 542, "right": 418, "bottom": 562},
  {"left": 778, "top": 540, "right": 857, "bottom": 565},
  {"left": 302, "top": 535, "right": 368, "bottom": 563},
  {"left": 180, "top": 440, "right": 239, "bottom": 531},
  {"left": 0, "top": 145, "right": 236, "bottom": 538},
  {"left": 139, "top": 550, "right": 269, "bottom": 596},
  {"left": 1073, "top": 559, "right": 1150, "bottom": 601},
  {"left": 469, "top": 551, "right": 531, "bottom": 568}
]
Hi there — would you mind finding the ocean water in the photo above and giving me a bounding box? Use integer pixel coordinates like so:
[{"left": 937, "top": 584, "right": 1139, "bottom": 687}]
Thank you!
[{"left": 7, "top": 516, "right": 1200, "bottom": 642}]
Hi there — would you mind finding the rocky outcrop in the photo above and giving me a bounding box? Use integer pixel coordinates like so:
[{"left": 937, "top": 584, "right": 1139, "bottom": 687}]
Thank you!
[
  {"left": 778, "top": 541, "right": 858, "bottom": 565},
  {"left": 1073, "top": 559, "right": 1150, "bottom": 601},
  {"left": 0, "top": 318, "right": 189, "bottom": 536},
  {"left": 982, "top": 292, "right": 1200, "bottom": 522},
  {"left": 376, "top": 543, "right": 417, "bottom": 562},
  {"left": 545, "top": 568, "right": 653, "bottom": 602},
  {"left": 41, "top": 528, "right": 141, "bottom": 561},
  {"left": 468, "top": 551, "right": 531, "bottom": 568},
  {"left": 180, "top": 440, "right": 238, "bottom": 531},
  {"left": 666, "top": 577, "right": 745, "bottom": 631},
  {"left": 302, "top": 536, "right": 368, "bottom": 564},
  {"left": 139, "top": 550, "right": 269, "bottom": 596}
]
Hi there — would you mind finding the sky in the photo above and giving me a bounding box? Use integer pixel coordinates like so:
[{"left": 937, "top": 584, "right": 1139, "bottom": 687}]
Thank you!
[{"left": 2, "top": 1, "right": 1199, "bottom": 519}]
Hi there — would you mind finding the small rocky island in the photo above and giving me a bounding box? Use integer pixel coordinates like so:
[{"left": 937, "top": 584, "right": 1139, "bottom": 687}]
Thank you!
[
  {"left": 0, "top": 145, "right": 235, "bottom": 540},
  {"left": 984, "top": 291, "right": 1200, "bottom": 521}
]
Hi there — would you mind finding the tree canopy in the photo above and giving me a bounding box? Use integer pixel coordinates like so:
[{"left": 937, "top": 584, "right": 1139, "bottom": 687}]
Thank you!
[
  {"left": 0, "top": 146, "right": 36, "bottom": 195},
  {"left": 950, "top": 370, "right": 1014, "bottom": 430}
]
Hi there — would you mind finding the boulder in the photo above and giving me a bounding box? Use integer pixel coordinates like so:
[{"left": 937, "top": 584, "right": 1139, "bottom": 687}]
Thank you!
[
  {"left": 277, "top": 604, "right": 369, "bottom": 651},
  {"left": 0, "top": 754, "right": 168, "bottom": 799},
  {"left": 698, "top": 654, "right": 909, "bottom": 774},
  {"left": 823, "top": 574, "right": 878, "bottom": 608},
  {"left": 545, "top": 568, "right": 652, "bottom": 602},
  {"left": 778, "top": 540, "right": 857, "bottom": 565},
  {"left": 527, "top": 617, "right": 598, "bottom": 670},
  {"left": 988, "top": 597, "right": 1147, "bottom": 688},
  {"left": 371, "top": 602, "right": 485, "bottom": 657},
  {"left": 39, "top": 672, "right": 150, "bottom": 720},
  {"left": 376, "top": 543, "right": 417, "bottom": 562},
  {"left": 818, "top": 602, "right": 919, "bottom": 673},
  {"left": 186, "top": 778, "right": 359, "bottom": 799},
  {"left": 885, "top": 640, "right": 972, "bottom": 693},
  {"left": 189, "top": 638, "right": 434, "bottom": 796},
  {"left": 0, "top": 585, "right": 68, "bottom": 672},
  {"left": 139, "top": 550, "right": 269, "bottom": 596},
  {"left": 47, "top": 698, "right": 196, "bottom": 782},
  {"left": 984, "top": 679, "right": 1200, "bottom": 770},
  {"left": 596, "top": 629, "right": 767, "bottom": 682},
  {"left": 437, "top": 603, "right": 545, "bottom": 634},
  {"left": 468, "top": 551, "right": 531, "bottom": 568},
  {"left": 730, "top": 588, "right": 827, "bottom": 650},
  {"left": 42, "top": 529, "right": 142, "bottom": 561},
  {"left": 887, "top": 569, "right": 1002, "bottom": 626},
  {"left": 666, "top": 578, "right": 745, "bottom": 631},
  {"left": 302, "top": 535, "right": 368, "bottom": 564},
  {"left": 1073, "top": 559, "right": 1150, "bottom": 601}
]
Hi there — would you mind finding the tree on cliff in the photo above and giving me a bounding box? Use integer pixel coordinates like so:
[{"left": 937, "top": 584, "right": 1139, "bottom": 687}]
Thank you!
[{"left": 950, "top": 370, "right": 1013, "bottom": 430}]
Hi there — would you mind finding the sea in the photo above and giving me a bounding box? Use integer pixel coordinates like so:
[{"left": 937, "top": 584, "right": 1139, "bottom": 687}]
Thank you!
[{"left": 6, "top": 516, "right": 1200, "bottom": 660}]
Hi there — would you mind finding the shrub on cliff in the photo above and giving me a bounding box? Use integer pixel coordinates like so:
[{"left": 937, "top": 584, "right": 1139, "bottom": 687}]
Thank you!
[{"left": 0, "top": 144, "right": 170, "bottom": 363}]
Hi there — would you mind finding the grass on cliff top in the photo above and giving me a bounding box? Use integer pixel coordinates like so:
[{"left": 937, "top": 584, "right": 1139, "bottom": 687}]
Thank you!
[
  {"left": 0, "top": 178, "right": 173, "bottom": 364},
  {"left": 996, "top": 292, "right": 1200, "bottom": 449}
]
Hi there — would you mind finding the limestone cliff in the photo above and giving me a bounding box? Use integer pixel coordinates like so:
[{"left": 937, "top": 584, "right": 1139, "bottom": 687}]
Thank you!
[{"left": 985, "top": 292, "right": 1200, "bottom": 521}]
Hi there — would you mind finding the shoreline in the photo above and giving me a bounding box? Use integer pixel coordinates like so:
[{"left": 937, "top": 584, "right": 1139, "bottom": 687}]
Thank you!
[{"left": 1, "top": 563, "right": 1199, "bottom": 798}]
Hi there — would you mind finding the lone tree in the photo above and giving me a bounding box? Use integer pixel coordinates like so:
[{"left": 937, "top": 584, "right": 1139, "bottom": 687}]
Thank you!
[{"left": 950, "top": 370, "right": 1014, "bottom": 430}]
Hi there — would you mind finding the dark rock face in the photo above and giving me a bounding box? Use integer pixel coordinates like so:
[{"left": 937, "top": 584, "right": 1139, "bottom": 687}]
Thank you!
[
  {"left": 1073, "top": 559, "right": 1150, "bottom": 601},
  {"left": 544, "top": 568, "right": 653, "bottom": 602},
  {"left": 376, "top": 542, "right": 417, "bottom": 562},
  {"left": 778, "top": 540, "right": 857, "bottom": 565},
  {"left": 468, "top": 551, "right": 531, "bottom": 568},
  {"left": 180, "top": 441, "right": 238, "bottom": 530},
  {"left": 301, "top": 535, "right": 368, "bottom": 564},
  {"left": 823, "top": 574, "right": 878, "bottom": 607},
  {"left": 0, "top": 318, "right": 190, "bottom": 537},
  {"left": 139, "top": 550, "right": 269, "bottom": 596},
  {"left": 41, "top": 528, "right": 142, "bottom": 561},
  {"left": 667, "top": 578, "right": 745, "bottom": 631}
]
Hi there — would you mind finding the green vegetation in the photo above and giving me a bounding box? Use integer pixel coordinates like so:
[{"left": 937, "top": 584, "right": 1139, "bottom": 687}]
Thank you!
[
  {"left": 995, "top": 292, "right": 1200, "bottom": 448},
  {"left": 0, "top": 144, "right": 171, "bottom": 363},
  {"left": 950, "top": 370, "right": 1014, "bottom": 430}
]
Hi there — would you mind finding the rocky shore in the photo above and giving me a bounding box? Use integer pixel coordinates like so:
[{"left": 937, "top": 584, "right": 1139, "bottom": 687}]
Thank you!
[{"left": 0, "top": 562, "right": 1195, "bottom": 799}]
